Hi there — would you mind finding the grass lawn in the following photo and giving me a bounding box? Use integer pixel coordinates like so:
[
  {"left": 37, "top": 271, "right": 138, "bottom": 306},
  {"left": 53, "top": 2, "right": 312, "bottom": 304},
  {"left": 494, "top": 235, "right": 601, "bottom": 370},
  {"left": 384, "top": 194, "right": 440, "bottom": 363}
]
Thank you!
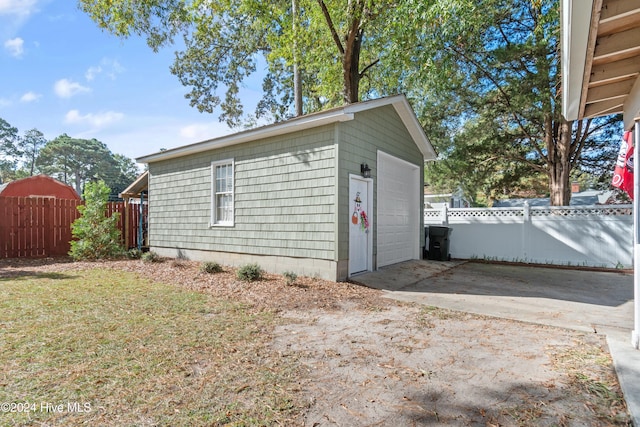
[{"left": 0, "top": 268, "right": 299, "bottom": 426}]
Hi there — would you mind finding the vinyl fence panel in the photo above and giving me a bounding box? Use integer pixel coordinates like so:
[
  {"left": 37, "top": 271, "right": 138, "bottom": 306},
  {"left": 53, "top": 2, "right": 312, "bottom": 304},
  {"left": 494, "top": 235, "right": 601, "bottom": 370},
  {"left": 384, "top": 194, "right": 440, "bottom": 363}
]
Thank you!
[{"left": 425, "top": 204, "right": 633, "bottom": 268}]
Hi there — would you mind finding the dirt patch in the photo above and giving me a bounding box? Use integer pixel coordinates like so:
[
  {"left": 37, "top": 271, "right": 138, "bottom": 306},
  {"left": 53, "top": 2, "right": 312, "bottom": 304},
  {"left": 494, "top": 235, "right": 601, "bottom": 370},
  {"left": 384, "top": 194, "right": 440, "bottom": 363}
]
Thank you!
[
  {"left": 0, "top": 257, "right": 630, "bottom": 425},
  {"left": 276, "top": 304, "right": 627, "bottom": 425}
]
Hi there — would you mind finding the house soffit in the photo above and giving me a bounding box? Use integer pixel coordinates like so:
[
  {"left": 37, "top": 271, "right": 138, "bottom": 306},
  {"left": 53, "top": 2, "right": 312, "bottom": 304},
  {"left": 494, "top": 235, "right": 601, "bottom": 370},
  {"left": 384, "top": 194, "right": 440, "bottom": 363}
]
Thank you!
[{"left": 563, "top": 0, "right": 640, "bottom": 128}]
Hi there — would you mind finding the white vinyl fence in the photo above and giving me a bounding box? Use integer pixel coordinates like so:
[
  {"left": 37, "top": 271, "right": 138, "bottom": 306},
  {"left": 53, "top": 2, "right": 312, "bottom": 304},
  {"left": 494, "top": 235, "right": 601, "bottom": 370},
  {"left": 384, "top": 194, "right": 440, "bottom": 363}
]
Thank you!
[{"left": 424, "top": 204, "right": 633, "bottom": 268}]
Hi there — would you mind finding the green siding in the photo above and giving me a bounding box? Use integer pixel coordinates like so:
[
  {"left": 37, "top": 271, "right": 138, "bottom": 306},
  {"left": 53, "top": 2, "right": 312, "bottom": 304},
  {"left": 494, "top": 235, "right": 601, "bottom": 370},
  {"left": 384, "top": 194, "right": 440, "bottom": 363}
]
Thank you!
[
  {"left": 336, "top": 105, "right": 425, "bottom": 261},
  {"left": 149, "top": 126, "right": 337, "bottom": 260},
  {"left": 147, "top": 103, "right": 425, "bottom": 271}
]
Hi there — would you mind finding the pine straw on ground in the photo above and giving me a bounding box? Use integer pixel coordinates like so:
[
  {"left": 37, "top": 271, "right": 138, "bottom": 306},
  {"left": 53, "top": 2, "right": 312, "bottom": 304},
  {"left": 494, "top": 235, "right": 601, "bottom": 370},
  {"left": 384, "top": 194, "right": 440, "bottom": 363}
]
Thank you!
[{"left": 0, "top": 257, "right": 390, "bottom": 313}]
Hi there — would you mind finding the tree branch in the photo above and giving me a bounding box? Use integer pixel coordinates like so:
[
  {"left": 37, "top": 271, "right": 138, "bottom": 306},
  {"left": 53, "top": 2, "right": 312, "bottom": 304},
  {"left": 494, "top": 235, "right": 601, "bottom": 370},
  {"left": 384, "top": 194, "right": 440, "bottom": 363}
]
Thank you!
[
  {"left": 359, "top": 58, "right": 379, "bottom": 78},
  {"left": 316, "top": 0, "right": 344, "bottom": 55},
  {"left": 446, "top": 44, "right": 538, "bottom": 150}
]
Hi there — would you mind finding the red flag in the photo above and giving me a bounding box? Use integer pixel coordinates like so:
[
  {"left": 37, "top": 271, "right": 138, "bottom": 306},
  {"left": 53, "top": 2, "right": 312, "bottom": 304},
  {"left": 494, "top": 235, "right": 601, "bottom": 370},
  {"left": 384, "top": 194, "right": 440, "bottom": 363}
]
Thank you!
[{"left": 613, "top": 131, "right": 634, "bottom": 199}]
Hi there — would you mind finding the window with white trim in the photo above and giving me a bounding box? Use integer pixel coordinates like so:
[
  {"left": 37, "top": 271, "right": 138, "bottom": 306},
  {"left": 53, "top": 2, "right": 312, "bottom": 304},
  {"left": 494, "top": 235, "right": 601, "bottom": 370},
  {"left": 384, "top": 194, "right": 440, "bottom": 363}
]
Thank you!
[{"left": 211, "top": 159, "right": 234, "bottom": 226}]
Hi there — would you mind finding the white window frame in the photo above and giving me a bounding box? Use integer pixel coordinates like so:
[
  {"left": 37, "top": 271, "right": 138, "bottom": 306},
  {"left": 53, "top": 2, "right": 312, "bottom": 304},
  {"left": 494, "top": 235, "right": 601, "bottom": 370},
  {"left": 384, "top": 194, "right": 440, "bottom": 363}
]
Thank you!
[{"left": 210, "top": 159, "right": 235, "bottom": 227}]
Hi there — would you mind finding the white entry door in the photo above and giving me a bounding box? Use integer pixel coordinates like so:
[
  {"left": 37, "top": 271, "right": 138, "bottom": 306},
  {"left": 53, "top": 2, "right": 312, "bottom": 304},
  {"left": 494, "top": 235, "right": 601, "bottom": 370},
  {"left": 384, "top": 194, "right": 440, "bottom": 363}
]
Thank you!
[{"left": 349, "top": 175, "right": 372, "bottom": 276}]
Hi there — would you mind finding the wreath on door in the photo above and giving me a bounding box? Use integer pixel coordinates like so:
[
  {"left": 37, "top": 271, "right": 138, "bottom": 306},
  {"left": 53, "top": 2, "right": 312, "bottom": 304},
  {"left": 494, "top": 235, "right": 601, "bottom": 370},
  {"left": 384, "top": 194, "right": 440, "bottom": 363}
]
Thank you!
[{"left": 352, "top": 192, "right": 369, "bottom": 232}]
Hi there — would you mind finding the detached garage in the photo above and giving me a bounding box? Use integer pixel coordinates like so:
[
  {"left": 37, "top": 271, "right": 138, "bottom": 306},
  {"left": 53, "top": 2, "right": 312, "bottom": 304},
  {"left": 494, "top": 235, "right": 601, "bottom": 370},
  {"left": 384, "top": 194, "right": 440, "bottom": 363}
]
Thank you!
[{"left": 137, "top": 95, "right": 436, "bottom": 281}]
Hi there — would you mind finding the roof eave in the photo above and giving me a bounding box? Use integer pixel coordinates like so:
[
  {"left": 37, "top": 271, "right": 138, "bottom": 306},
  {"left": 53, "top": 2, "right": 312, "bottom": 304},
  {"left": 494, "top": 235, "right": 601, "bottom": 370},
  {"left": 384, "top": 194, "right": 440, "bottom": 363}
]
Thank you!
[
  {"left": 136, "top": 110, "right": 355, "bottom": 164},
  {"left": 119, "top": 171, "right": 149, "bottom": 199},
  {"left": 136, "top": 95, "right": 437, "bottom": 164},
  {"left": 561, "top": 0, "right": 594, "bottom": 122}
]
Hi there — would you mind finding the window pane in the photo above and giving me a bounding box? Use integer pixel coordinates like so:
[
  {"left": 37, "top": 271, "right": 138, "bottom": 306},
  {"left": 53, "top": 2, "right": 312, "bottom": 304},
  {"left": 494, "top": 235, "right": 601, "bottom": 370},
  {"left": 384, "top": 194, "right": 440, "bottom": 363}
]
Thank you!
[
  {"left": 217, "top": 194, "right": 232, "bottom": 222},
  {"left": 225, "top": 168, "right": 233, "bottom": 192},
  {"left": 213, "top": 161, "right": 233, "bottom": 224}
]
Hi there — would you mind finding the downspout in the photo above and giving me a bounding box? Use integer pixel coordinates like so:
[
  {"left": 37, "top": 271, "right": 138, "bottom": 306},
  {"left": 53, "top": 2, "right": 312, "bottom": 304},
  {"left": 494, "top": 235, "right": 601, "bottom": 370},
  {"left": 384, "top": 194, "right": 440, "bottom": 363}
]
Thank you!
[{"left": 138, "top": 191, "right": 147, "bottom": 250}]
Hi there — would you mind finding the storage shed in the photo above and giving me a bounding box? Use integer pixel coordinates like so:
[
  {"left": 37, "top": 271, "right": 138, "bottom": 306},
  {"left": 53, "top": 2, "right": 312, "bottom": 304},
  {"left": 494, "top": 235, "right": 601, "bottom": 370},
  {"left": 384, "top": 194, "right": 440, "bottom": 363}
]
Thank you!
[
  {"left": 137, "top": 95, "right": 436, "bottom": 281},
  {"left": 0, "top": 175, "right": 80, "bottom": 200}
]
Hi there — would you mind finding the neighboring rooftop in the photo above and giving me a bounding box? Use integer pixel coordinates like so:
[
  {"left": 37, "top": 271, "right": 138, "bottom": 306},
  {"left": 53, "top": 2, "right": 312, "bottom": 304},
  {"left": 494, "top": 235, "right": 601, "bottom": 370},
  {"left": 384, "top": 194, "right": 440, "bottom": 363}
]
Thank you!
[{"left": 492, "top": 189, "right": 617, "bottom": 207}]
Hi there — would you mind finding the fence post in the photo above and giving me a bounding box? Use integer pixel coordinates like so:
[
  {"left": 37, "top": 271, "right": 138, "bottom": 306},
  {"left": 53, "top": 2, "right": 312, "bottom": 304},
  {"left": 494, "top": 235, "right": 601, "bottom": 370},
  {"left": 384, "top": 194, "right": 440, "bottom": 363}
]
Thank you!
[
  {"left": 522, "top": 202, "right": 530, "bottom": 261},
  {"left": 441, "top": 205, "right": 449, "bottom": 225},
  {"left": 44, "top": 198, "right": 53, "bottom": 257}
]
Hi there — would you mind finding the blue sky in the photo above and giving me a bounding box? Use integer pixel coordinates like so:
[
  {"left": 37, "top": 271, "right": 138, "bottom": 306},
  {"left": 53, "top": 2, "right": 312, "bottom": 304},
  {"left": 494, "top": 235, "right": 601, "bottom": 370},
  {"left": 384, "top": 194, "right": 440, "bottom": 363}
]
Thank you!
[{"left": 1, "top": 0, "right": 263, "bottom": 163}]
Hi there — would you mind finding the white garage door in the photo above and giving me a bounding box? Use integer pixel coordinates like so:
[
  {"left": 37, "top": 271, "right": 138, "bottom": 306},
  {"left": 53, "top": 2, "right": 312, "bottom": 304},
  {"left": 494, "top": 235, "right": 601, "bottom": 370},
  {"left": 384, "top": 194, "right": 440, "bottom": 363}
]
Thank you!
[{"left": 377, "top": 151, "right": 420, "bottom": 267}]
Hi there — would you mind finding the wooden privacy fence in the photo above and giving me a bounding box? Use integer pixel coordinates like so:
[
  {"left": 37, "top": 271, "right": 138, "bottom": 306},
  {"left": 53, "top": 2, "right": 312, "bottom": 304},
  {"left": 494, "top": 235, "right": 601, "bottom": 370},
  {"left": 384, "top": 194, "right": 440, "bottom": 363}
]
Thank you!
[{"left": 0, "top": 196, "right": 146, "bottom": 259}]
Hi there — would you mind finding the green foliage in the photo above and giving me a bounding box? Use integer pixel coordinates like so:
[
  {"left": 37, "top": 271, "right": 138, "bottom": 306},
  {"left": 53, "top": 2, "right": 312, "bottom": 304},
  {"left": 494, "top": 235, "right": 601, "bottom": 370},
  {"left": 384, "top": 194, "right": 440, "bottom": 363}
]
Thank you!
[
  {"left": 388, "top": 0, "right": 622, "bottom": 206},
  {"left": 0, "top": 119, "right": 139, "bottom": 194},
  {"left": 237, "top": 263, "right": 263, "bottom": 282},
  {"left": 0, "top": 117, "right": 20, "bottom": 184},
  {"left": 38, "top": 134, "right": 139, "bottom": 198},
  {"left": 141, "top": 251, "right": 162, "bottom": 263},
  {"left": 69, "top": 180, "right": 124, "bottom": 260},
  {"left": 126, "top": 248, "right": 143, "bottom": 259},
  {"left": 18, "top": 128, "right": 47, "bottom": 176},
  {"left": 77, "top": 0, "right": 622, "bottom": 204},
  {"left": 282, "top": 271, "right": 297, "bottom": 285},
  {"left": 110, "top": 154, "right": 141, "bottom": 199},
  {"left": 79, "top": 0, "right": 396, "bottom": 124},
  {"left": 201, "top": 261, "right": 223, "bottom": 274}
]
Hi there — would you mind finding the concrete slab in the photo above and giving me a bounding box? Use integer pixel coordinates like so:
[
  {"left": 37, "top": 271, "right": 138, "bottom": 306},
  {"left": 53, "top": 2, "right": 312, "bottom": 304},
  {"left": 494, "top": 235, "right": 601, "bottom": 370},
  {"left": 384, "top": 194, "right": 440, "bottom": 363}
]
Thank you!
[{"left": 352, "top": 260, "right": 639, "bottom": 426}]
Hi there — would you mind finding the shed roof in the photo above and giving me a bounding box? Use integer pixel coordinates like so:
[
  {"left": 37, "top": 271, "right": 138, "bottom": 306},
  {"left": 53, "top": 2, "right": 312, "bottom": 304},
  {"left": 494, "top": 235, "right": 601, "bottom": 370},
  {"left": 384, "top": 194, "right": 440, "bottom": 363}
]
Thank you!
[
  {"left": 137, "top": 95, "right": 436, "bottom": 164},
  {"left": 492, "top": 189, "right": 615, "bottom": 207},
  {"left": 119, "top": 171, "right": 148, "bottom": 199},
  {"left": 562, "top": 0, "right": 640, "bottom": 129},
  {"left": 0, "top": 175, "right": 80, "bottom": 199}
]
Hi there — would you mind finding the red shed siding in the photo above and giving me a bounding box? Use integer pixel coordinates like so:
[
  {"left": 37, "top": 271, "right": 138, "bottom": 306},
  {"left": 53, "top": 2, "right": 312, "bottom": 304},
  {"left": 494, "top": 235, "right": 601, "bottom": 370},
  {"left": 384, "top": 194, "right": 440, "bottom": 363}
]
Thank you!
[{"left": 0, "top": 175, "right": 80, "bottom": 200}]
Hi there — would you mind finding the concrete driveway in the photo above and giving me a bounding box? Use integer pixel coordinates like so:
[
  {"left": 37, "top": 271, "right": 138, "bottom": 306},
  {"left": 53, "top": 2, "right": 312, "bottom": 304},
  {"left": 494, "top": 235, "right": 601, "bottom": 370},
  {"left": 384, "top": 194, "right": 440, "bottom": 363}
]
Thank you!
[
  {"left": 353, "top": 260, "right": 633, "bottom": 333},
  {"left": 352, "top": 259, "right": 640, "bottom": 425}
]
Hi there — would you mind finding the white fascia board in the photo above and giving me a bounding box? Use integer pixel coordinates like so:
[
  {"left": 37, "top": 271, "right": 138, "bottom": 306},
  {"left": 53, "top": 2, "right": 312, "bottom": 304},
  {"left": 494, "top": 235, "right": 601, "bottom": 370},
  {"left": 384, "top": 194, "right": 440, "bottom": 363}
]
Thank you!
[
  {"left": 393, "top": 98, "right": 437, "bottom": 160},
  {"left": 344, "top": 94, "right": 437, "bottom": 160},
  {"left": 137, "top": 110, "right": 354, "bottom": 163},
  {"left": 561, "top": 0, "right": 593, "bottom": 121},
  {"left": 624, "top": 76, "right": 640, "bottom": 129}
]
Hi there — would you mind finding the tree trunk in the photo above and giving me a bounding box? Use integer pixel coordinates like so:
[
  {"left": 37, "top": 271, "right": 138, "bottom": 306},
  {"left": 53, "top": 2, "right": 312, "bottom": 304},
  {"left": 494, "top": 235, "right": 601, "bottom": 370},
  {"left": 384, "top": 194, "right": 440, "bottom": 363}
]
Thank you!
[
  {"left": 75, "top": 174, "right": 82, "bottom": 196},
  {"left": 548, "top": 119, "right": 572, "bottom": 206},
  {"left": 316, "top": 0, "right": 363, "bottom": 104},
  {"left": 342, "top": 30, "right": 361, "bottom": 104},
  {"left": 292, "top": 0, "right": 303, "bottom": 116}
]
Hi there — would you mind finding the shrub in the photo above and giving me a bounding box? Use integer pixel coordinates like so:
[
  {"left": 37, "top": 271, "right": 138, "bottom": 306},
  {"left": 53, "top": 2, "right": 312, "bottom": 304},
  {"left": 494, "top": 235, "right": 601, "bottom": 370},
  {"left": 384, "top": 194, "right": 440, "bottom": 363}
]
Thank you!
[
  {"left": 201, "top": 261, "right": 223, "bottom": 274},
  {"left": 282, "top": 271, "right": 297, "bottom": 285},
  {"left": 237, "top": 263, "right": 263, "bottom": 282},
  {"left": 141, "top": 251, "right": 162, "bottom": 263},
  {"left": 69, "top": 180, "right": 124, "bottom": 260},
  {"left": 126, "top": 248, "right": 143, "bottom": 259}
]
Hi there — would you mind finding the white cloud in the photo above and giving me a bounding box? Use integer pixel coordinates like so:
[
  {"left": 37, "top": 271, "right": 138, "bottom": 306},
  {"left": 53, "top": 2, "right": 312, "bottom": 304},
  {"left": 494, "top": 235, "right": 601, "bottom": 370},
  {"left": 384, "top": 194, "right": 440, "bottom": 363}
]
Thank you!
[
  {"left": 0, "top": 97, "right": 11, "bottom": 107},
  {"left": 53, "top": 78, "right": 90, "bottom": 98},
  {"left": 85, "top": 58, "right": 124, "bottom": 81},
  {"left": 85, "top": 65, "right": 102, "bottom": 81},
  {"left": 104, "top": 58, "right": 124, "bottom": 79},
  {"left": 0, "top": 0, "right": 39, "bottom": 16},
  {"left": 20, "top": 91, "right": 40, "bottom": 102},
  {"left": 4, "top": 37, "right": 23, "bottom": 57},
  {"left": 65, "top": 109, "right": 124, "bottom": 128},
  {"left": 179, "top": 123, "right": 232, "bottom": 141}
]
